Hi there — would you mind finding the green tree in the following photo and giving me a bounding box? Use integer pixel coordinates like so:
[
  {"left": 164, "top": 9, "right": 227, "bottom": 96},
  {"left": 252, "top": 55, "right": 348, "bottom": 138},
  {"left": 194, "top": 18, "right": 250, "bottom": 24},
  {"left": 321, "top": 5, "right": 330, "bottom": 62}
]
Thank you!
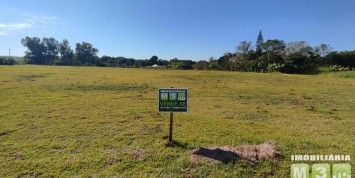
[
  {"left": 42, "top": 37, "right": 59, "bottom": 64},
  {"left": 149, "top": 55, "right": 158, "bottom": 65},
  {"left": 325, "top": 50, "right": 355, "bottom": 69},
  {"left": 262, "top": 39, "right": 286, "bottom": 54},
  {"left": 58, "top": 39, "right": 74, "bottom": 65},
  {"left": 314, "top": 44, "right": 333, "bottom": 57},
  {"left": 236, "top": 41, "right": 253, "bottom": 55},
  {"left": 256, "top": 30, "right": 264, "bottom": 55},
  {"left": 21, "top": 36, "right": 60, "bottom": 65},
  {"left": 21, "top": 36, "right": 45, "bottom": 64},
  {"left": 193, "top": 60, "right": 209, "bottom": 70},
  {"left": 98, "top": 55, "right": 112, "bottom": 67},
  {"left": 6, "top": 57, "right": 16, "bottom": 65},
  {"left": 169, "top": 58, "right": 194, "bottom": 69},
  {"left": 0, "top": 57, "right": 5, "bottom": 65},
  {"left": 0, "top": 57, "right": 13, "bottom": 65},
  {"left": 218, "top": 52, "right": 234, "bottom": 71},
  {"left": 285, "top": 41, "right": 309, "bottom": 55},
  {"left": 75, "top": 42, "right": 99, "bottom": 66}
]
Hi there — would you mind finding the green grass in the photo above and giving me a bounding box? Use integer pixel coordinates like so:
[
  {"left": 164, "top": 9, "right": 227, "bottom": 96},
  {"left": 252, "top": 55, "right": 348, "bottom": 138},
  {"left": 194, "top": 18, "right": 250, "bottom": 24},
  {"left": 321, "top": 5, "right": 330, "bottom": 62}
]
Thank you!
[
  {"left": 0, "top": 65, "right": 354, "bottom": 177},
  {"left": 332, "top": 71, "right": 355, "bottom": 78}
]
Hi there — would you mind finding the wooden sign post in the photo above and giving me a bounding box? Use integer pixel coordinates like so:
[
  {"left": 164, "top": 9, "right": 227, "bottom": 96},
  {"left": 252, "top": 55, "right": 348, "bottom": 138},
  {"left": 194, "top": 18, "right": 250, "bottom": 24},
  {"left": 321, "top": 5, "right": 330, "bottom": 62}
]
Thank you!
[
  {"left": 169, "top": 112, "right": 173, "bottom": 144},
  {"left": 158, "top": 88, "right": 188, "bottom": 145}
]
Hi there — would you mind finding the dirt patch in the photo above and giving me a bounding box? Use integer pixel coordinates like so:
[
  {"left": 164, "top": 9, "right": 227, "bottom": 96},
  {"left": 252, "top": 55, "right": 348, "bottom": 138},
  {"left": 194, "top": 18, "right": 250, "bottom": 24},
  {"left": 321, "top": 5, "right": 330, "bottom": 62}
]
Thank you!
[
  {"left": 155, "top": 125, "right": 163, "bottom": 133},
  {"left": 0, "top": 130, "right": 15, "bottom": 136},
  {"left": 9, "top": 153, "right": 24, "bottom": 160},
  {"left": 291, "top": 100, "right": 302, "bottom": 106},
  {"left": 17, "top": 73, "right": 51, "bottom": 81},
  {"left": 135, "top": 115, "right": 142, "bottom": 120},
  {"left": 17, "top": 172, "right": 43, "bottom": 178},
  {"left": 64, "top": 83, "right": 151, "bottom": 92},
  {"left": 189, "top": 140, "right": 283, "bottom": 164},
  {"left": 131, "top": 148, "right": 145, "bottom": 160}
]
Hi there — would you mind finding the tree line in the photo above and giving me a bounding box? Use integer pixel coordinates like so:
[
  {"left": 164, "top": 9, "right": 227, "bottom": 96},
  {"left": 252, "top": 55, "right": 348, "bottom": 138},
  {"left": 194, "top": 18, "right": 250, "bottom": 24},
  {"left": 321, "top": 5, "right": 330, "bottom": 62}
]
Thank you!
[
  {"left": 18, "top": 36, "right": 195, "bottom": 69},
  {"left": 3, "top": 33, "right": 354, "bottom": 74},
  {"left": 194, "top": 31, "right": 354, "bottom": 73}
]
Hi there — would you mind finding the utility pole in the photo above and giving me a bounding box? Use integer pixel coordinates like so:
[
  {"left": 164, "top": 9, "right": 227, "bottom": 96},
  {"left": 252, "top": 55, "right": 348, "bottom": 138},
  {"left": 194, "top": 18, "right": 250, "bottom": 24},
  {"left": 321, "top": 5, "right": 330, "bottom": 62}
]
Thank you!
[{"left": 8, "top": 49, "right": 12, "bottom": 58}]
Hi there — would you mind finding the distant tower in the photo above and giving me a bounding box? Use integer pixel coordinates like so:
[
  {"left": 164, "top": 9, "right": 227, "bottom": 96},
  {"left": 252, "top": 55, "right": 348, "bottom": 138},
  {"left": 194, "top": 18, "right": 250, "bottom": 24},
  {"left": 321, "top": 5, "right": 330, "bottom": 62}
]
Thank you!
[{"left": 8, "top": 49, "right": 12, "bottom": 58}]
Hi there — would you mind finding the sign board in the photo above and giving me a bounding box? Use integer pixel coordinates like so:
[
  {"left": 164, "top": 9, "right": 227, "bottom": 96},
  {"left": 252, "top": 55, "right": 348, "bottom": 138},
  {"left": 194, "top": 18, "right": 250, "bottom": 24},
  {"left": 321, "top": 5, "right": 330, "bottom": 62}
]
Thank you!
[{"left": 158, "top": 88, "right": 188, "bottom": 112}]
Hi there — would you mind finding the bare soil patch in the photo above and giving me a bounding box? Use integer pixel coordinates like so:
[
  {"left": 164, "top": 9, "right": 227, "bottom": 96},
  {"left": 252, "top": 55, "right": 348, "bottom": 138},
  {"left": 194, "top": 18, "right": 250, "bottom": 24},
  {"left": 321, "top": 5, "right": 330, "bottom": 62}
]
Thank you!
[{"left": 189, "top": 140, "right": 284, "bottom": 163}]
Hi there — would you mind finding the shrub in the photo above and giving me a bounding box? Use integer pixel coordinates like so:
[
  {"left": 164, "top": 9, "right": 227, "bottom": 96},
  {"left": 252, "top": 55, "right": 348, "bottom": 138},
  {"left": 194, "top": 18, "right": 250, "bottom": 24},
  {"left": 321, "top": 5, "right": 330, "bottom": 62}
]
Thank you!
[
  {"left": 0, "top": 57, "right": 16, "bottom": 65},
  {"left": 329, "top": 65, "right": 350, "bottom": 72},
  {"left": 267, "top": 63, "right": 285, "bottom": 72}
]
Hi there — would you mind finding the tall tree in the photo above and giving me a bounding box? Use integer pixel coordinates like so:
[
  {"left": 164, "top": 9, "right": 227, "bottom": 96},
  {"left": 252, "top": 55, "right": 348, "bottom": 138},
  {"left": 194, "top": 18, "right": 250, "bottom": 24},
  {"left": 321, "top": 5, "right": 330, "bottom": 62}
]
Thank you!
[
  {"left": 21, "top": 36, "right": 45, "bottom": 64},
  {"left": 236, "top": 41, "right": 253, "bottom": 55},
  {"left": 258, "top": 39, "right": 286, "bottom": 66},
  {"left": 59, "top": 39, "right": 74, "bottom": 65},
  {"left": 262, "top": 39, "right": 286, "bottom": 54},
  {"left": 75, "top": 42, "right": 98, "bottom": 66},
  {"left": 149, "top": 55, "right": 158, "bottom": 65},
  {"left": 314, "top": 44, "right": 332, "bottom": 57},
  {"left": 21, "top": 37, "right": 60, "bottom": 65},
  {"left": 42, "top": 37, "right": 59, "bottom": 64},
  {"left": 256, "top": 30, "right": 264, "bottom": 55},
  {"left": 285, "top": 41, "right": 310, "bottom": 56}
]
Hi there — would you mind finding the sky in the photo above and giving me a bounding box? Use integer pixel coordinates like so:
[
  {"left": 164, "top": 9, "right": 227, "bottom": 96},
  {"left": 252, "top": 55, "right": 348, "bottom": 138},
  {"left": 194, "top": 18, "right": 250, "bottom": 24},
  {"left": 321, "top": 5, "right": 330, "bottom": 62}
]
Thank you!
[{"left": 0, "top": 0, "right": 355, "bottom": 60}]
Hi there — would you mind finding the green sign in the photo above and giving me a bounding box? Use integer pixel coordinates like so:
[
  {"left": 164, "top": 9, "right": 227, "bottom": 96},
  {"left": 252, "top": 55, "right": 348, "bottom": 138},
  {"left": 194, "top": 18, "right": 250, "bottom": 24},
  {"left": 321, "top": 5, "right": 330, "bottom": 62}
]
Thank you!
[{"left": 158, "top": 88, "right": 188, "bottom": 112}]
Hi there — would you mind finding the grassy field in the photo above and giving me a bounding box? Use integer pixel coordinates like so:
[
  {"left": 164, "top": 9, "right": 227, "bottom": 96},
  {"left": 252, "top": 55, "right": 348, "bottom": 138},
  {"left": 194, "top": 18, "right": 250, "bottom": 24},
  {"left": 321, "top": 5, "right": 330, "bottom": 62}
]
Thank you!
[{"left": 0, "top": 65, "right": 354, "bottom": 177}]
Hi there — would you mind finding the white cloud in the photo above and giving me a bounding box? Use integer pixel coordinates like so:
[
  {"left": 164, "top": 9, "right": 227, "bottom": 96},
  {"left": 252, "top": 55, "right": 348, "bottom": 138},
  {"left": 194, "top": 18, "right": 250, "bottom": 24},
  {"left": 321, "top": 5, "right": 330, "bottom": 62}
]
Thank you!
[
  {"left": 0, "top": 31, "right": 8, "bottom": 36},
  {"left": 25, "top": 16, "right": 60, "bottom": 27},
  {"left": 0, "top": 16, "right": 60, "bottom": 36},
  {"left": 0, "top": 23, "right": 32, "bottom": 29}
]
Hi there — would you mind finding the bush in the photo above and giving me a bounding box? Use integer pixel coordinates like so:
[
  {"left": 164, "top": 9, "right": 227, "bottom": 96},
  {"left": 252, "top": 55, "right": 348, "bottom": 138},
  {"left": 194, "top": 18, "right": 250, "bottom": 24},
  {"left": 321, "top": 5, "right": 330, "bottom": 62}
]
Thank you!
[
  {"left": 329, "top": 65, "right": 350, "bottom": 72},
  {"left": 0, "top": 57, "right": 16, "bottom": 65},
  {"left": 0, "top": 57, "right": 5, "bottom": 65},
  {"left": 267, "top": 63, "right": 284, "bottom": 72}
]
